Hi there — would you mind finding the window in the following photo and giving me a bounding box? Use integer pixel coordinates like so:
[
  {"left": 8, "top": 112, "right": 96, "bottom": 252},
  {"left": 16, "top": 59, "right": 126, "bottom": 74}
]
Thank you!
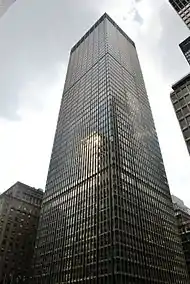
[
  {"left": 182, "top": 106, "right": 189, "bottom": 116},
  {"left": 176, "top": 109, "right": 183, "bottom": 119},
  {"left": 180, "top": 119, "right": 187, "bottom": 129},
  {"left": 179, "top": 97, "right": 185, "bottom": 107},
  {"left": 185, "top": 94, "right": 190, "bottom": 103},
  {"left": 187, "top": 115, "right": 190, "bottom": 124},
  {"left": 179, "top": 87, "right": 187, "bottom": 98},
  {"left": 183, "top": 128, "right": 190, "bottom": 139},
  {"left": 171, "top": 93, "right": 177, "bottom": 101},
  {"left": 174, "top": 101, "right": 180, "bottom": 110}
]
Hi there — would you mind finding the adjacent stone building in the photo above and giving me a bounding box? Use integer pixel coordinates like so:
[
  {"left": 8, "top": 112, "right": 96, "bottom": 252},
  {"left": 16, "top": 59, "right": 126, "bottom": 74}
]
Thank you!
[
  {"left": 0, "top": 182, "right": 43, "bottom": 284},
  {"left": 170, "top": 73, "right": 190, "bottom": 154},
  {"left": 172, "top": 195, "right": 190, "bottom": 279},
  {"left": 168, "top": 1, "right": 190, "bottom": 66},
  {"left": 169, "top": 0, "right": 190, "bottom": 28},
  {"left": 180, "top": 36, "right": 190, "bottom": 65}
]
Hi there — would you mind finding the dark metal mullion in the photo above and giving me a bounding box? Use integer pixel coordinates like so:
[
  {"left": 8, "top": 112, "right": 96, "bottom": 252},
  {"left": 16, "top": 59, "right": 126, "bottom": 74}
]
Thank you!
[
  {"left": 47, "top": 208, "right": 60, "bottom": 284},
  {"left": 105, "top": 54, "right": 115, "bottom": 284},
  {"left": 96, "top": 52, "right": 100, "bottom": 284}
]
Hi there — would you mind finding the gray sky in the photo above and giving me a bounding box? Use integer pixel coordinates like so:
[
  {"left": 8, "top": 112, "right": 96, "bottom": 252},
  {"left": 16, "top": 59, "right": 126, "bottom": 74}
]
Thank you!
[
  {"left": 0, "top": 0, "right": 190, "bottom": 206},
  {"left": 0, "top": 0, "right": 15, "bottom": 18}
]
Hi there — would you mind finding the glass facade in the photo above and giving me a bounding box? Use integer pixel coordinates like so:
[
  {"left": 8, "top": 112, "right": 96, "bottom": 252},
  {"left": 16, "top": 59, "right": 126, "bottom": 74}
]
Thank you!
[
  {"left": 171, "top": 74, "right": 190, "bottom": 155},
  {"left": 169, "top": 0, "right": 190, "bottom": 28},
  {"left": 32, "top": 13, "right": 189, "bottom": 284}
]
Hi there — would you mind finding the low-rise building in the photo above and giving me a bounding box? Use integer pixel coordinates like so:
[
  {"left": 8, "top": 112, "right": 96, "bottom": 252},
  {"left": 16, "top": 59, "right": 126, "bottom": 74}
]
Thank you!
[
  {"left": 0, "top": 182, "right": 43, "bottom": 284},
  {"left": 170, "top": 74, "right": 190, "bottom": 154},
  {"left": 172, "top": 195, "right": 190, "bottom": 279}
]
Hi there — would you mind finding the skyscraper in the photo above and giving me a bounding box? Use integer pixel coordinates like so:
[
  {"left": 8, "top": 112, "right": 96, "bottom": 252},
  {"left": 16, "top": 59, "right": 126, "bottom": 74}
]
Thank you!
[
  {"left": 0, "top": 0, "right": 16, "bottom": 18},
  {"left": 0, "top": 182, "right": 43, "bottom": 284},
  {"left": 32, "top": 13, "right": 189, "bottom": 284},
  {"left": 169, "top": 0, "right": 190, "bottom": 28},
  {"left": 180, "top": 36, "right": 190, "bottom": 65},
  {"left": 170, "top": 73, "right": 190, "bottom": 154}
]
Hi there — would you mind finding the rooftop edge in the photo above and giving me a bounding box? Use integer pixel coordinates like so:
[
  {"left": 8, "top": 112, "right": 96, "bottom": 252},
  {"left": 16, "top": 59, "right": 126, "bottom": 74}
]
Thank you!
[
  {"left": 171, "top": 73, "right": 190, "bottom": 93},
  {"left": 71, "top": 13, "right": 135, "bottom": 54},
  {"left": 0, "top": 181, "right": 43, "bottom": 197}
]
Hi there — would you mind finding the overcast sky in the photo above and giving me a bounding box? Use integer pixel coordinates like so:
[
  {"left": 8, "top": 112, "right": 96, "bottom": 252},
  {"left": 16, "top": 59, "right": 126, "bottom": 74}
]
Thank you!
[{"left": 0, "top": 0, "right": 190, "bottom": 206}]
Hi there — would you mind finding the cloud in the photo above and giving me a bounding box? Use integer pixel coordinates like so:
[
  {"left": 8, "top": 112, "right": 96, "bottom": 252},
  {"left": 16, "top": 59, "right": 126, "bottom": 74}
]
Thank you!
[
  {"left": 135, "top": 0, "right": 189, "bottom": 82},
  {"left": 133, "top": 9, "right": 144, "bottom": 24},
  {"left": 0, "top": 0, "right": 101, "bottom": 120}
]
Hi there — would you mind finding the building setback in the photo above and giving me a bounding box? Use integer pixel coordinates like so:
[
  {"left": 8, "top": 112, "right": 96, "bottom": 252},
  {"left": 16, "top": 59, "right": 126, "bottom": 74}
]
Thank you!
[
  {"left": 172, "top": 195, "right": 190, "bottom": 279},
  {"left": 171, "top": 73, "right": 190, "bottom": 154},
  {"left": 0, "top": 182, "right": 43, "bottom": 284},
  {"left": 32, "top": 13, "right": 189, "bottom": 284},
  {"left": 180, "top": 36, "right": 190, "bottom": 65},
  {"left": 169, "top": 0, "right": 190, "bottom": 28}
]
